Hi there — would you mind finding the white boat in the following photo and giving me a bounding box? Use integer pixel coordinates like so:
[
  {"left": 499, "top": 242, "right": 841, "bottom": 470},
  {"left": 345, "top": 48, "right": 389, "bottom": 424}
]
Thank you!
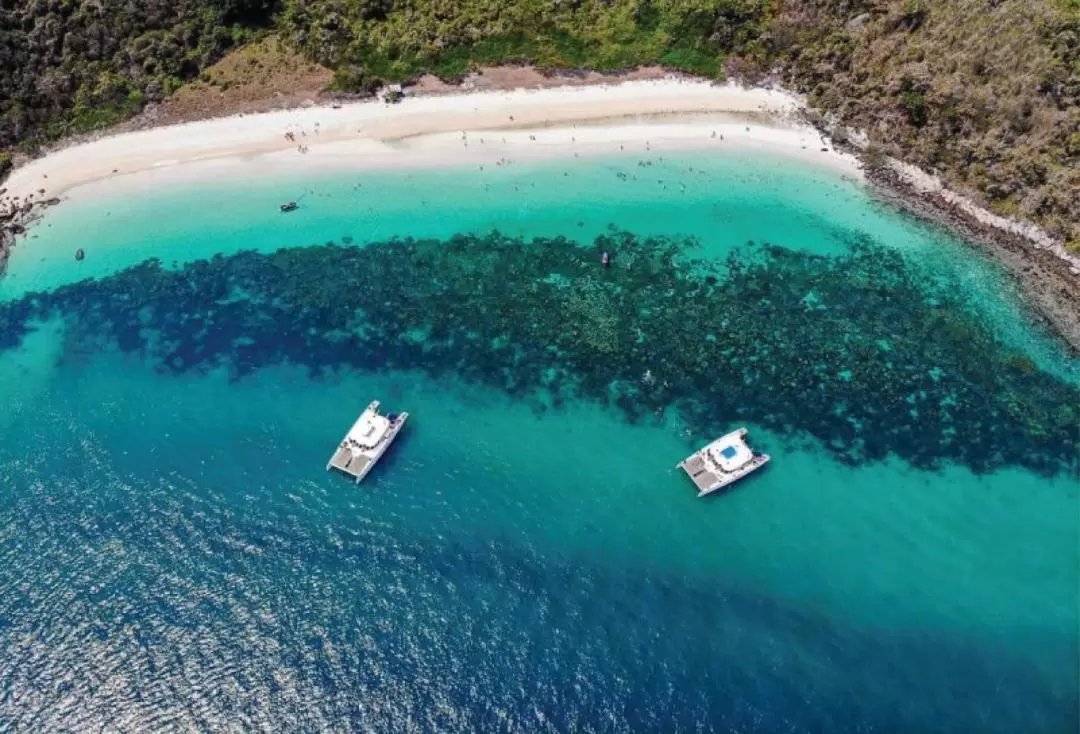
[
  {"left": 326, "top": 400, "right": 409, "bottom": 483},
  {"left": 676, "top": 428, "right": 769, "bottom": 497}
]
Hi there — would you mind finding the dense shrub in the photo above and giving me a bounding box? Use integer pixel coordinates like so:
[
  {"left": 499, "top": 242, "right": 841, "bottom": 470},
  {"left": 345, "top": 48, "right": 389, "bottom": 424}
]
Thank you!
[
  {"left": 0, "top": 0, "right": 268, "bottom": 148},
  {"left": 276, "top": 0, "right": 772, "bottom": 80},
  {"left": 771, "top": 0, "right": 1080, "bottom": 244}
]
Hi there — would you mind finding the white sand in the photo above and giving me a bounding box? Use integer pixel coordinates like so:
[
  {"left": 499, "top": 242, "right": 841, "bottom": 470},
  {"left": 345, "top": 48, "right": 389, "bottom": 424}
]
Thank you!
[{"left": 5, "top": 79, "right": 862, "bottom": 204}]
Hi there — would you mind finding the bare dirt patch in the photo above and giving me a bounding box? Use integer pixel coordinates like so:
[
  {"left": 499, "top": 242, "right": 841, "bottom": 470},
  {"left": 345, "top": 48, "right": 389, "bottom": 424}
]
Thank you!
[
  {"left": 409, "top": 65, "right": 674, "bottom": 96},
  {"left": 141, "top": 37, "right": 333, "bottom": 127}
]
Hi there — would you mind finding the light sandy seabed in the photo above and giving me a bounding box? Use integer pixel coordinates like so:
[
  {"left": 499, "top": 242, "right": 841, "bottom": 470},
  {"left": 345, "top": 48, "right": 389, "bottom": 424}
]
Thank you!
[{"left": 4, "top": 79, "right": 862, "bottom": 204}]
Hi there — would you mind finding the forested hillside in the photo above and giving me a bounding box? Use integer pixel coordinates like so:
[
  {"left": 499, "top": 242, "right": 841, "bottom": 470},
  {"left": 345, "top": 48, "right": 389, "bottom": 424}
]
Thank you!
[
  {"left": 1, "top": 0, "right": 1077, "bottom": 246},
  {"left": 773, "top": 1, "right": 1079, "bottom": 248}
]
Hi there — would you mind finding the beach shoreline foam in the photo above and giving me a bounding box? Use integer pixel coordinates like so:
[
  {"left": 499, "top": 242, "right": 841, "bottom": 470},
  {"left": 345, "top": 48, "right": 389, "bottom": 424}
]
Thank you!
[{"left": 1, "top": 79, "right": 859, "bottom": 205}]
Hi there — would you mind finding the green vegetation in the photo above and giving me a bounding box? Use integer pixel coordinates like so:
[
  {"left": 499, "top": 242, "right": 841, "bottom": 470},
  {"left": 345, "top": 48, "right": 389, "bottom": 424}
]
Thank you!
[
  {"left": 0, "top": 1, "right": 273, "bottom": 149},
  {"left": 278, "top": 0, "right": 771, "bottom": 82},
  {"left": 771, "top": 0, "right": 1080, "bottom": 248},
  {"left": 1, "top": 0, "right": 1077, "bottom": 246}
]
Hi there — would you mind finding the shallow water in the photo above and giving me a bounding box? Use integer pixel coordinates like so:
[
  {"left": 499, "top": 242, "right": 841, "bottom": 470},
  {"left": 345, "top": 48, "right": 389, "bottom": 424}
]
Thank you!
[{"left": 0, "top": 150, "right": 1076, "bottom": 731}]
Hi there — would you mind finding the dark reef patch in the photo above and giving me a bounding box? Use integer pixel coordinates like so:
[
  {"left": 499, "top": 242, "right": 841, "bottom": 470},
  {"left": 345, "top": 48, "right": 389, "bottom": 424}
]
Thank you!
[{"left": 5, "top": 230, "right": 1078, "bottom": 477}]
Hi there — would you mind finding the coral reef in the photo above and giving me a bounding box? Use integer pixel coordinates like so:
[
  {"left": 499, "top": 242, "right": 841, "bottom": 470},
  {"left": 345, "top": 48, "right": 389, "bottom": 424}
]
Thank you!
[{"left": 6, "top": 229, "right": 1078, "bottom": 477}]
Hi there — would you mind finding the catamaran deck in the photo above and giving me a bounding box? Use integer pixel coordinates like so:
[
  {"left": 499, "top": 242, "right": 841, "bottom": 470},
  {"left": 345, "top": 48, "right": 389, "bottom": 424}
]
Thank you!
[
  {"left": 327, "top": 445, "right": 372, "bottom": 480},
  {"left": 680, "top": 454, "right": 721, "bottom": 493}
]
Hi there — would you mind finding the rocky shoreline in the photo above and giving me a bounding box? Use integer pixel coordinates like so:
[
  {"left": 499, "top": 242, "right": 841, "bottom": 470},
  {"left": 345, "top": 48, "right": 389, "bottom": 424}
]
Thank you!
[
  {"left": 861, "top": 164, "right": 1080, "bottom": 354},
  {"left": 792, "top": 98, "right": 1080, "bottom": 355},
  {"left": 0, "top": 189, "right": 61, "bottom": 274}
]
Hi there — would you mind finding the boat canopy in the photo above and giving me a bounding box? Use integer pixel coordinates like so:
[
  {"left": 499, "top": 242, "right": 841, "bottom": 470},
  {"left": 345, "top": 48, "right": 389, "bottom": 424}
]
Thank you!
[
  {"left": 348, "top": 412, "right": 390, "bottom": 449},
  {"left": 709, "top": 435, "right": 753, "bottom": 472}
]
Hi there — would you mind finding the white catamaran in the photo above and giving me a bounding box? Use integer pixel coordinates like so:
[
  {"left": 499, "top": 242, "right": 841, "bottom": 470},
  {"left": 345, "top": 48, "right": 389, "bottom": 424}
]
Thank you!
[
  {"left": 676, "top": 428, "right": 769, "bottom": 497},
  {"left": 326, "top": 401, "right": 409, "bottom": 483}
]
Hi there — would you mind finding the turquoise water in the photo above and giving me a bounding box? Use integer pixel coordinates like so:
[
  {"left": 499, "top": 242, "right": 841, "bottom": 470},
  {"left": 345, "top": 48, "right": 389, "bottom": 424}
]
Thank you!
[{"left": 0, "top": 150, "right": 1077, "bottom": 730}]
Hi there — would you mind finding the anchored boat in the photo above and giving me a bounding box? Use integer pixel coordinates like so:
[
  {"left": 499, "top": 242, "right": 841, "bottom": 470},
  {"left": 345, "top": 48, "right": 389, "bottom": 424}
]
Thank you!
[
  {"left": 676, "top": 428, "right": 769, "bottom": 497},
  {"left": 326, "top": 401, "right": 409, "bottom": 483}
]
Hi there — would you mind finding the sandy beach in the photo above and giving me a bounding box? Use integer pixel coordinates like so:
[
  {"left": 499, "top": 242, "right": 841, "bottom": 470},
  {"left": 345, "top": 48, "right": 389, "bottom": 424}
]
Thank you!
[
  {"left": 2, "top": 79, "right": 860, "bottom": 204},
  {"left": 2, "top": 73, "right": 1077, "bottom": 350}
]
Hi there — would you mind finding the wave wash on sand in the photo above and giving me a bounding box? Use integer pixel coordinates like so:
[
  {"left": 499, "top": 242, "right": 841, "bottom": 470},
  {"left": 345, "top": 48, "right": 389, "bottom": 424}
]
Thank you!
[{"left": 2, "top": 79, "right": 861, "bottom": 204}]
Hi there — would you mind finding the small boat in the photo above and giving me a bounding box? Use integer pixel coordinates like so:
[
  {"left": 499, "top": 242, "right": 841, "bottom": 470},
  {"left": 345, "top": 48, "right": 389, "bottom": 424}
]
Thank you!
[
  {"left": 326, "top": 401, "right": 409, "bottom": 483},
  {"left": 280, "top": 201, "right": 298, "bottom": 213},
  {"left": 676, "top": 428, "right": 769, "bottom": 497},
  {"left": 601, "top": 251, "right": 611, "bottom": 267}
]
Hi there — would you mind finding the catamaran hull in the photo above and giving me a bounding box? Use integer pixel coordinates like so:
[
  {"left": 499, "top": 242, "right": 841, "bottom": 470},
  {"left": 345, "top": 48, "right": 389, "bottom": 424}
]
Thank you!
[
  {"left": 676, "top": 428, "right": 769, "bottom": 497},
  {"left": 326, "top": 401, "right": 409, "bottom": 483}
]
